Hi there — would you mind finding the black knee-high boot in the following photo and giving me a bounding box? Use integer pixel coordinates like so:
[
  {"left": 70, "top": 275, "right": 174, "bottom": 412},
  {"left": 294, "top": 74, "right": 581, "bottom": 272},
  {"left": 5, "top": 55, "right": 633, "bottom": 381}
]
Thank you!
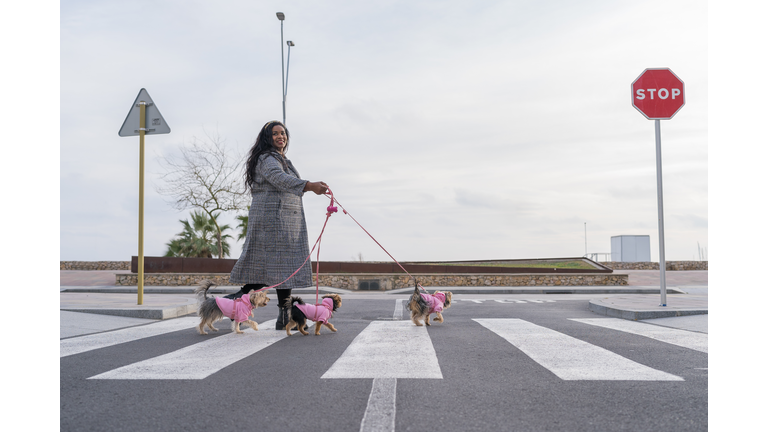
[{"left": 275, "top": 289, "right": 292, "bottom": 330}]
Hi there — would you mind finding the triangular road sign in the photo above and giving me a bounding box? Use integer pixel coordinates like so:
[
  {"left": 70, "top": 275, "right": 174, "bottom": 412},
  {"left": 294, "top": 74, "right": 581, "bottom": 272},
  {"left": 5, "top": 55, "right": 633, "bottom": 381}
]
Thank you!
[{"left": 118, "top": 88, "right": 171, "bottom": 137}]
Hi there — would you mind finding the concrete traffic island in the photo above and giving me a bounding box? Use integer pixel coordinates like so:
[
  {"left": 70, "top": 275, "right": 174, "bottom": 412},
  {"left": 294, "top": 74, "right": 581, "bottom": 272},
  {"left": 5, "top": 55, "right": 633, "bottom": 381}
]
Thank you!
[
  {"left": 59, "top": 292, "right": 198, "bottom": 320},
  {"left": 588, "top": 294, "right": 708, "bottom": 320}
]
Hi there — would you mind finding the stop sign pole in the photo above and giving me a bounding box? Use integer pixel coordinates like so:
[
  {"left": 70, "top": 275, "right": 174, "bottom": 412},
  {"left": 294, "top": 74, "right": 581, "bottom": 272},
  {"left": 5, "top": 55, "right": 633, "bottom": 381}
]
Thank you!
[{"left": 631, "top": 68, "right": 685, "bottom": 307}]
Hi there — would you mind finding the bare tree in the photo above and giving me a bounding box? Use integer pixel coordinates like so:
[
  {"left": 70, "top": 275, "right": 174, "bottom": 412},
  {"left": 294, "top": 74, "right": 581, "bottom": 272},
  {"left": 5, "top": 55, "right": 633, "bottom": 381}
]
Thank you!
[{"left": 155, "top": 131, "right": 248, "bottom": 259}]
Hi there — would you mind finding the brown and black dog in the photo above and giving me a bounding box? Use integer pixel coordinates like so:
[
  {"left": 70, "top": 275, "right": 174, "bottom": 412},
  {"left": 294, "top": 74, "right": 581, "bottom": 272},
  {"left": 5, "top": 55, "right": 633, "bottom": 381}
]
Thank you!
[
  {"left": 194, "top": 280, "right": 270, "bottom": 335},
  {"left": 407, "top": 284, "right": 452, "bottom": 326},
  {"left": 284, "top": 294, "right": 342, "bottom": 336}
]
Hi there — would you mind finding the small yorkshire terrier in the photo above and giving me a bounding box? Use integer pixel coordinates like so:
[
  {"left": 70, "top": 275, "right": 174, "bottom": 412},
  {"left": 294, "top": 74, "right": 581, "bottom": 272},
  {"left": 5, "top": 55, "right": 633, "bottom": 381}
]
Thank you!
[
  {"left": 407, "top": 284, "right": 452, "bottom": 326},
  {"left": 284, "top": 294, "right": 342, "bottom": 336},
  {"left": 195, "top": 280, "right": 270, "bottom": 335}
]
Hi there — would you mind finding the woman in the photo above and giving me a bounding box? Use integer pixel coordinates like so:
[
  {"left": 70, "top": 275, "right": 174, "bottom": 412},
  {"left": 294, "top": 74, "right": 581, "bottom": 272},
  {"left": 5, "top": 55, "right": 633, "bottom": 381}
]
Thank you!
[{"left": 226, "top": 120, "right": 329, "bottom": 330}]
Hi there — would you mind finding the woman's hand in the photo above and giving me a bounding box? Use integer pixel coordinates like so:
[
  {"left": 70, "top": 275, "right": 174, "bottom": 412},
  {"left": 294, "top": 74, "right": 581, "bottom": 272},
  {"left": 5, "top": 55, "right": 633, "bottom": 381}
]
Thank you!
[{"left": 304, "top": 181, "right": 329, "bottom": 195}]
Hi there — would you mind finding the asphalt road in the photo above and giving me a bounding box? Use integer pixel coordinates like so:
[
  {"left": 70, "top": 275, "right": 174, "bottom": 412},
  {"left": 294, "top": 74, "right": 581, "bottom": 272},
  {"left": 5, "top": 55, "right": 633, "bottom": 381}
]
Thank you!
[{"left": 60, "top": 297, "right": 707, "bottom": 432}]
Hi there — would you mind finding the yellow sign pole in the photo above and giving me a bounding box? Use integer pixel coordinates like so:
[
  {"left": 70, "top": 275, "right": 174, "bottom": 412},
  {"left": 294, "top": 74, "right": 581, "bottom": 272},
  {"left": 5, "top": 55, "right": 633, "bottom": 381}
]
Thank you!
[
  {"left": 138, "top": 101, "right": 146, "bottom": 305},
  {"left": 119, "top": 89, "right": 170, "bottom": 305}
]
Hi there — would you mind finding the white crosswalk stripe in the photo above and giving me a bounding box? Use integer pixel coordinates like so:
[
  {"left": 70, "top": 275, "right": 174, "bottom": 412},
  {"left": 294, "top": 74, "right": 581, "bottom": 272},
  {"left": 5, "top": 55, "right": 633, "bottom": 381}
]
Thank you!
[
  {"left": 474, "top": 318, "right": 684, "bottom": 381},
  {"left": 569, "top": 318, "right": 708, "bottom": 353},
  {"left": 89, "top": 320, "right": 284, "bottom": 380},
  {"left": 393, "top": 298, "right": 406, "bottom": 320},
  {"left": 60, "top": 317, "right": 200, "bottom": 358},
  {"left": 322, "top": 321, "right": 443, "bottom": 379}
]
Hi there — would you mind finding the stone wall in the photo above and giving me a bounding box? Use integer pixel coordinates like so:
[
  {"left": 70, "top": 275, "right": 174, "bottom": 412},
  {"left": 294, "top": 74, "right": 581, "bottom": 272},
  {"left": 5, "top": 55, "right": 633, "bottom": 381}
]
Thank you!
[
  {"left": 115, "top": 272, "right": 628, "bottom": 288},
  {"left": 665, "top": 261, "right": 708, "bottom": 271},
  {"left": 116, "top": 273, "right": 235, "bottom": 286},
  {"left": 65, "top": 260, "right": 707, "bottom": 273},
  {"left": 318, "top": 273, "right": 628, "bottom": 289},
  {"left": 61, "top": 261, "right": 131, "bottom": 271},
  {"left": 602, "top": 262, "right": 659, "bottom": 270},
  {"left": 601, "top": 261, "right": 707, "bottom": 271},
  {"left": 66, "top": 261, "right": 709, "bottom": 274}
]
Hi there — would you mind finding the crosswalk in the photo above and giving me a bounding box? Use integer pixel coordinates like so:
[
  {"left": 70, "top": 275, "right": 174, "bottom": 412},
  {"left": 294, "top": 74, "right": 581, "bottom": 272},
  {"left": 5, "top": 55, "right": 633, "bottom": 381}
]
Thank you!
[{"left": 63, "top": 312, "right": 706, "bottom": 383}]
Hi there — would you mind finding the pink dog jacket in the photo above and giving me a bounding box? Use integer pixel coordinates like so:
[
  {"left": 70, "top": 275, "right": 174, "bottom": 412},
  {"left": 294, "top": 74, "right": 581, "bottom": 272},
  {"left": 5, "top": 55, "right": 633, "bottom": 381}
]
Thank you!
[
  {"left": 420, "top": 292, "right": 446, "bottom": 314},
  {"left": 215, "top": 295, "right": 253, "bottom": 322},
  {"left": 296, "top": 297, "right": 335, "bottom": 324}
]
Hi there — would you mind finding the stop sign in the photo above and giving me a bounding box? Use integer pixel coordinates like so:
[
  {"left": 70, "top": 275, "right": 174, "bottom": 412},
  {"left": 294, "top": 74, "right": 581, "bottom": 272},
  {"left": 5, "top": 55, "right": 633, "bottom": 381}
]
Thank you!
[{"left": 631, "top": 68, "right": 685, "bottom": 119}]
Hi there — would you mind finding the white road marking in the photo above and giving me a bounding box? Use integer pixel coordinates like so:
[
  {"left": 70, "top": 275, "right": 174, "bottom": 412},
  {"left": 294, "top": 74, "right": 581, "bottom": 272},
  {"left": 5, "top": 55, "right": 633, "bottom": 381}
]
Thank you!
[
  {"left": 60, "top": 317, "right": 200, "bottom": 358},
  {"left": 359, "top": 378, "right": 397, "bottom": 432},
  {"left": 88, "top": 320, "right": 284, "bottom": 380},
  {"left": 322, "top": 321, "right": 443, "bottom": 379},
  {"left": 393, "top": 299, "right": 405, "bottom": 320},
  {"left": 569, "top": 318, "right": 708, "bottom": 353},
  {"left": 459, "top": 299, "right": 556, "bottom": 304},
  {"left": 474, "top": 318, "right": 684, "bottom": 381}
]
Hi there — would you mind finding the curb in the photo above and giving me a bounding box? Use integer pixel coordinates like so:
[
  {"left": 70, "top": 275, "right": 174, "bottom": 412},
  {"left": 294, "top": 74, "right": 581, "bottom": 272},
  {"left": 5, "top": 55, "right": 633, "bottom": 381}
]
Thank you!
[
  {"left": 61, "top": 304, "right": 197, "bottom": 320},
  {"left": 588, "top": 299, "right": 708, "bottom": 320}
]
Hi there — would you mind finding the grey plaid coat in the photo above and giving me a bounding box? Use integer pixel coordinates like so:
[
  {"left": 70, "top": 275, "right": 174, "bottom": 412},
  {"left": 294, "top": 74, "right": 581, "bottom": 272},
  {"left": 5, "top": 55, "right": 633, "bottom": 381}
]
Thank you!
[{"left": 229, "top": 153, "right": 312, "bottom": 289}]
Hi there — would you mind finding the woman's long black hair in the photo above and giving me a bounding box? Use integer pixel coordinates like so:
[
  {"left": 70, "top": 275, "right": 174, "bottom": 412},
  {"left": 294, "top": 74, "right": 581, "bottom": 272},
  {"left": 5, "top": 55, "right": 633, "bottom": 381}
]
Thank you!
[{"left": 244, "top": 121, "right": 290, "bottom": 191}]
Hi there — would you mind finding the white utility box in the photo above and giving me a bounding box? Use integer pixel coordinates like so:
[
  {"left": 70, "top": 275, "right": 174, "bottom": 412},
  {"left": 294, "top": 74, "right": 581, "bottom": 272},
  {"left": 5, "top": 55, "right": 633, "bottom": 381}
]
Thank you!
[{"left": 611, "top": 235, "right": 651, "bottom": 262}]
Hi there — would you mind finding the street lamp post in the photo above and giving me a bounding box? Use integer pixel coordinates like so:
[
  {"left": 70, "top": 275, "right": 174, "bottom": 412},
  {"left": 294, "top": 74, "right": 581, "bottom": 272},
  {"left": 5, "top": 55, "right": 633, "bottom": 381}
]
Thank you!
[
  {"left": 276, "top": 12, "right": 286, "bottom": 124},
  {"left": 275, "top": 12, "right": 295, "bottom": 125},
  {"left": 285, "top": 40, "right": 294, "bottom": 122}
]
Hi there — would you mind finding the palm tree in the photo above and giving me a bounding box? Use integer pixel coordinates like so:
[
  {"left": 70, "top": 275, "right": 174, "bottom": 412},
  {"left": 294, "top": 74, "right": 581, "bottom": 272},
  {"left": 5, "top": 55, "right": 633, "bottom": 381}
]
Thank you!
[
  {"left": 236, "top": 206, "right": 249, "bottom": 242},
  {"left": 164, "top": 210, "right": 233, "bottom": 258}
]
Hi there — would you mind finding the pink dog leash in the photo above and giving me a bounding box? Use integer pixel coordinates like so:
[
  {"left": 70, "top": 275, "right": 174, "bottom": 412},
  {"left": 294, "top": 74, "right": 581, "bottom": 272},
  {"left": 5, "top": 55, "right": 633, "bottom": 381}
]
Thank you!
[
  {"left": 323, "top": 190, "right": 428, "bottom": 294},
  {"left": 250, "top": 187, "right": 428, "bottom": 304}
]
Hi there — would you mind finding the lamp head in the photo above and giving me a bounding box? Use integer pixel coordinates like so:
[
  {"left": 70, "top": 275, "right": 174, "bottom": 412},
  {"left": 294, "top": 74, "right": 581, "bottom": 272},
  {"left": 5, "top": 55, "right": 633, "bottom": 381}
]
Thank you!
[
  {"left": 276, "top": 12, "right": 285, "bottom": 20},
  {"left": 287, "top": 41, "right": 295, "bottom": 46}
]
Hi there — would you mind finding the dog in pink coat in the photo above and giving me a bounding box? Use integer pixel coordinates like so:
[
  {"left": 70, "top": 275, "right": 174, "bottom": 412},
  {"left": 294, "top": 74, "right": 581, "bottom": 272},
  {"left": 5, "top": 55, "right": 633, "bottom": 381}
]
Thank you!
[
  {"left": 284, "top": 294, "right": 342, "bottom": 336},
  {"left": 195, "top": 280, "right": 270, "bottom": 335},
  {"left": 407, "top": 284, "right": 453, "bottom": 326}
]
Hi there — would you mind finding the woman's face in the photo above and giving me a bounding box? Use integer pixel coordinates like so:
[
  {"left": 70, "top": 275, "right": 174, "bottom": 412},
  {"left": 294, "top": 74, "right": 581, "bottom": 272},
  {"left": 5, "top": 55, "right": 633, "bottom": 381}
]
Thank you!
[{"left": 271, "top": 125, "right": 287, "bottom": 153}]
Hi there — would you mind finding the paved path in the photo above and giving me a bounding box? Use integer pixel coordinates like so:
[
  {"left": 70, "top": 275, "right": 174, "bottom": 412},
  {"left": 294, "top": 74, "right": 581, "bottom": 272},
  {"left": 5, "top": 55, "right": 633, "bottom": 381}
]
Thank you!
[
  {"left": 612, "top": 270, "right": 708, "bottom": 286},
  {"left": 60, "top": 270, "right": 130, "bottom": 286}
]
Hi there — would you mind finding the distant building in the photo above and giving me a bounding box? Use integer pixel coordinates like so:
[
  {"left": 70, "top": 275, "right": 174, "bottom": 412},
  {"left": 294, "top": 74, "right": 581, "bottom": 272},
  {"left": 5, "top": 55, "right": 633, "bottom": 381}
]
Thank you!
[{"left": 611, "top": 235, "right": 651, "bottom": 262}]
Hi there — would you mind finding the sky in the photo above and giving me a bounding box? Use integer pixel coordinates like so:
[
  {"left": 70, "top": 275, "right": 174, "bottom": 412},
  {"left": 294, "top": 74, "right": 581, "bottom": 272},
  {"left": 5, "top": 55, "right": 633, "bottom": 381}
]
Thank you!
[{"left": 55, "top": 0, "right": 715, "bottom": 263}]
